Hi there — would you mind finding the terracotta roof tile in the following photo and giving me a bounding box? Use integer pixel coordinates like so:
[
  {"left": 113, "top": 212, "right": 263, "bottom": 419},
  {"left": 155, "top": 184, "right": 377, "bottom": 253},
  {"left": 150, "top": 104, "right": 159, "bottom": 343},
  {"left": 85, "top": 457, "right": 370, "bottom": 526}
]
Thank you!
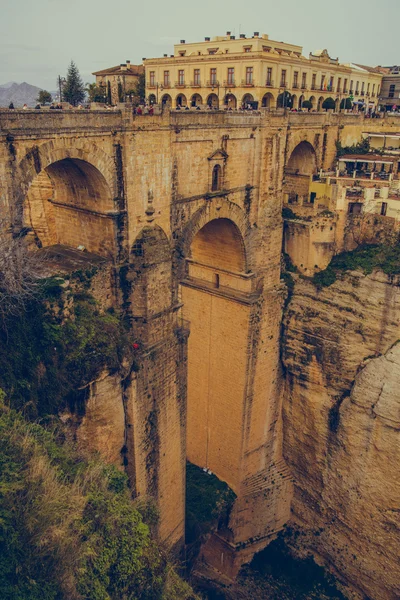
[{"left": 92, "top": 64, "right": 144, "bottom": 76}]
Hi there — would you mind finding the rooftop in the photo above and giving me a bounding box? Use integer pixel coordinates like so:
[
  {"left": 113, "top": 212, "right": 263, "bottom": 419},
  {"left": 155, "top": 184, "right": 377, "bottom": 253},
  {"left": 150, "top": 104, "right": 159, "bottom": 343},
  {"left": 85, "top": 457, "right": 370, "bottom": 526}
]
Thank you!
[{"left": 93, "top": 63, "right": 144, "bottom": 77}]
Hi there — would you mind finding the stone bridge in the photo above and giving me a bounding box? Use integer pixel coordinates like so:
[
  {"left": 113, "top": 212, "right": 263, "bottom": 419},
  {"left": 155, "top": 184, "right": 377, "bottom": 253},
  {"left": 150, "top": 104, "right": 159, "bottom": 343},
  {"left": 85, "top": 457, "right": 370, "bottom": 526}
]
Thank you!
[{"left": 0, "top": 107, "right": 396, "bottom": 574}]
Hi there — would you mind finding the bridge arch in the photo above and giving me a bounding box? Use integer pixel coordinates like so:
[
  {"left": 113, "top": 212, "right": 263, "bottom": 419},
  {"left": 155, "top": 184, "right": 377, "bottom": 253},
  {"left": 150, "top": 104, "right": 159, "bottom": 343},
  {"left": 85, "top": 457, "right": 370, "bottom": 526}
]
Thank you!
[
  {"left": 16, "top": 140, "right": 117, "bottom": 256},
  {"left": 179, "top": 199, "right": 251, "bottom": 274},
  {"left": 181, "top": 213, "right": 252, "bottom": 491},
  {"left": 287, "top": 140, "right": 317, "bottom": 175}
]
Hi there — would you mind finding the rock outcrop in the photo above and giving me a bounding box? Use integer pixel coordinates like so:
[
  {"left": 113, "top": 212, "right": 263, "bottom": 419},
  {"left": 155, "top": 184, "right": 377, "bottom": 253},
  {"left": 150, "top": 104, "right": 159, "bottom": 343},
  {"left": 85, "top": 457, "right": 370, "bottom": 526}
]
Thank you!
[{"left": 282, "top": 270, "right": 400, "bottom": 600}]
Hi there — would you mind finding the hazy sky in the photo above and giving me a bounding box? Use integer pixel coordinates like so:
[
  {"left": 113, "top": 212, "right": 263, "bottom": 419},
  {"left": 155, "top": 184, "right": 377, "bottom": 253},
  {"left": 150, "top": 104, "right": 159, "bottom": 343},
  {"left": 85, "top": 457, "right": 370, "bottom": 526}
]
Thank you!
[{"left": 1, "top": 0, "right": 399, "bottom": 90}]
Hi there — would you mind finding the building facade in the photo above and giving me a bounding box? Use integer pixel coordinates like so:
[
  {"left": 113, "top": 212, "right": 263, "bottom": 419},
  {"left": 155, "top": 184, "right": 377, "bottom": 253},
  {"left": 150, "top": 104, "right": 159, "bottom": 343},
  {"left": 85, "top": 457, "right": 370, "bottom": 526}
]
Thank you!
[
  {"left": 93, "top": 61, "right": 143, "bottom": 104},
  {"left": 144, "top": 32, "right": 383, "bottom": 111},
  {"left": 379, "top": 66, "right": 400, "bottom": 110}
]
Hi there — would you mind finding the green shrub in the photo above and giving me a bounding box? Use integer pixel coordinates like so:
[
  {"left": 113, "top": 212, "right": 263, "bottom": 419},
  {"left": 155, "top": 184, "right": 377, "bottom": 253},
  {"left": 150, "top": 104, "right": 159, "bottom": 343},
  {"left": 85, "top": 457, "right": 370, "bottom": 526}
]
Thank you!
[
  {"left": 312, "top": 244, "right": 400, "bottom": 288},
  {"left": 0, "top": 288, "right": 130, "bottom": 417},
  {"left": 0, "top": 402, "right": 197, "bottom": 600},
  {"left": 322, "top": 97, "right": 335, "bottom": 110}
]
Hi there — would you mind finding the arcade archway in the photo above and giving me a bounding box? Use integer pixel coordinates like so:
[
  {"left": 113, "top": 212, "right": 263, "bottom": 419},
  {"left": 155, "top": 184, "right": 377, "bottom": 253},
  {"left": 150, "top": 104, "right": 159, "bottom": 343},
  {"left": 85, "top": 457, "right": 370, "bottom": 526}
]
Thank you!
[{"left": 24, "top": 157, "right": 115, "bottom": 256}]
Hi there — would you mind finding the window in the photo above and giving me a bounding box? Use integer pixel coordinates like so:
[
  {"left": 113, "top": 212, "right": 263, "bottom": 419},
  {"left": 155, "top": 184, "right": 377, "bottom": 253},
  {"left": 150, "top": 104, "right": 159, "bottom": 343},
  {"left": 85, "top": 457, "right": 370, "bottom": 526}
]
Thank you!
[
  {"left": 381, "top": 202, "right": 388, "bottom": 216},
  {"left": 355, "top": 81, "right": 359, "bottom": 94},
  {"left": 244, "top": 47, "right": 251, "bottom": 53},
  {"left": 293, "top": 71, "right": 299, "bottom": 87},
  {"left": 267, "top": 67, "right": 273, "bottom": 85},
  {"left": 227, "top": 67, "right": 234, "bottom": 85},
  {"left": 210, "top": 68, "right": 217, "bottom": 84},
  {"left": 312, "top": 74, "right": 316, "bottom": 89},
  {"left": 337, "top": 78, "right": 341, "bottom": 92},
  {"left": 194, "top": 69, "right": 200, "bottom": 85},
  {"left": 212, "top": 164, "right": 222, "bottom": 191},
  {"left": 329, "top": 76, "right": 334, "bottom": 90},
  {"left": 309, "top": 192, "right": 316, "bottom": 204},
  {"left": 246, "top": 67, "right": 253, "bottom": 85},
  {"left": 350, "top": 80, "right": 354, "bottom": 92},
  {"left": 302, "top": 72, "right": 307, "bottom": 88},
  {"left": 367, "top": 83, "right": 370, "bottom": 95},
  {"left": 389, "top": 84, "right": 396, "bottom": 98},
  {"left": 280, "top": 69, "right": 287, "bottom": 87},
  {"left": 178, "top": 70, "right": 185, "bottom": 85},
  {"left": 372, "top": 83, "right": 376, "bottom": 96},
  {"left": 321, "top": 75, "right": 325, "bottom": 90},
  {"left": 343, "top": 79, "right": 348, "bottom": 93},
  {"left": 150, "top": 71, "right": 155, "bottom": 86},
  {"left": 361, "top": 82, "right": 365, "bottom": 94},
  {"left": 163, "top": 70, "right": 170, "bottom": 87}
]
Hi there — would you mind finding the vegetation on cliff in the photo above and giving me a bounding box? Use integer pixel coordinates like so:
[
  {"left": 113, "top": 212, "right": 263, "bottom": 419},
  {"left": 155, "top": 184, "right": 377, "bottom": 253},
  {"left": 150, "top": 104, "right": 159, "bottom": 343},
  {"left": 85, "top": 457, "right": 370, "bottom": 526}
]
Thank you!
[
  {"left": 312, "top": 244, "right": 400, "bottom": 288},
  {"left": 0, "top": 274, "right": 130, "bottom": 418},
  {"left": 0, "top": 396, "right": 197, "bottom": 600}
]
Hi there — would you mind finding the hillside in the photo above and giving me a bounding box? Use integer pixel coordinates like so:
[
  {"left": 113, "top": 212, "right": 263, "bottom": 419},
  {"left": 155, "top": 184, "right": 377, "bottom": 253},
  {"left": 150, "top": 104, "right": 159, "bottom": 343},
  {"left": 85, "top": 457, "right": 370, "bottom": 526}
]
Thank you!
[{"left": 0, "top": 82, "right": 42, "bottom": 107}]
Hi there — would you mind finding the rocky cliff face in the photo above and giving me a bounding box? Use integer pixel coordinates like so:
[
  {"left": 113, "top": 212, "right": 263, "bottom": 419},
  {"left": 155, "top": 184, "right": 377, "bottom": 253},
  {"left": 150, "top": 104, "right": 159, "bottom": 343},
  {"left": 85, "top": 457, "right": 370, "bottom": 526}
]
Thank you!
[{"left": 282, "top": 270, "right": 400, "bottom": 600}]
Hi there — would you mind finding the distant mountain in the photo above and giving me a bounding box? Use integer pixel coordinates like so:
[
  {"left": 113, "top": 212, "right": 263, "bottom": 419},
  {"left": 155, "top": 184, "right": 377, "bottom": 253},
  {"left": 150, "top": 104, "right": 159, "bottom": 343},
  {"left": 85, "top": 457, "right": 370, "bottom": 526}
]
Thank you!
[{"left": 0, "top": 82, "right": 43, "bottom": 107}]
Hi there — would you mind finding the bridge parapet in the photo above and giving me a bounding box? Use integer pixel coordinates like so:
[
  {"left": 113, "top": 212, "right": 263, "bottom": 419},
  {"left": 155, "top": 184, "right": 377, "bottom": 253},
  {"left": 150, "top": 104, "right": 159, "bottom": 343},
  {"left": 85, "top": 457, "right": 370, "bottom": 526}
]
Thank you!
[{"left": 0, "top": 109, "right": 125, "bottom": 134}]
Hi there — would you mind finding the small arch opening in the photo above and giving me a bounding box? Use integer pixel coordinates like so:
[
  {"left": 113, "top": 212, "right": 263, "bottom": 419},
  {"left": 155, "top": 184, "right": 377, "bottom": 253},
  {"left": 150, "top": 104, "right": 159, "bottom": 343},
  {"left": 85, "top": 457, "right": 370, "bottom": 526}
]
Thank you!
[{"left": 211, "top": 164, "right": 222, "bottom": 192}]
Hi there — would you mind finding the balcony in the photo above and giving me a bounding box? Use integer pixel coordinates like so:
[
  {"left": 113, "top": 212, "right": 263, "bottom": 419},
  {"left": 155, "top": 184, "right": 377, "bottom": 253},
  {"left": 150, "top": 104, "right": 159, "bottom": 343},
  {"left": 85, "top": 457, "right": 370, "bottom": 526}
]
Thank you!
[
  {"left": 360, "top": 91, "right": 365, "bottom": 96},
  {"left": 343, "top": 89, "right": 348, "bottom": 94},
  {"left": 223, "top": 80, "right": 236, "bottom": 87},
  {"left": 148, "top": 83, "right": 157, "bottom": 89},
  {"left": 311, "top": 84, "right": 317, "bottom": 90},
  {"left": 301, "top": 84, "right": 307, "bottom": 90},
  {"left": 162, "top": 82, "right": 171, "bottom": 89},
  {"left": 336, "top": 87, "right": 341, "bottom": 93},
  {"left": 293, "top": 83, "right": 299, "bottom": 89},
  {"left": 206, "top": 80, "right": 219, "bottom": 87},
  {"left": 190, "top": 81, "right": 201, "bottom": 87},
  {"left": 265, "top": 80, "right": 274, "bottom": 87},
  {"left": 175, "top": 82, "right": 186, "bottom": 88},
  {"left": 242, "top": 79, "right": 255, "bottom": 87},
  {"left": 280, "top": 81, "right": 287, "bottom": 88}
]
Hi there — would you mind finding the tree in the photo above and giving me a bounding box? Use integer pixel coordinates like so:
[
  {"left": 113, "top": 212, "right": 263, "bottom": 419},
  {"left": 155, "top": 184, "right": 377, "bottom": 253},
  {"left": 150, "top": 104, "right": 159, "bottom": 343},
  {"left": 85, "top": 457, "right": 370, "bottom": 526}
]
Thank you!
[
  {"left": 37, "top": 90, "right": 52, "bottom": 105},
  {"left": 340, "top": 98, "right": 352, "bottom": 110},
  {"left": 302, "top": 100, "right": 312, "bottom": 110},
  {"left": 322, "top": 97, "right": 335, "bottom": 110},
  {"left": 277, "top": 91, "right": 293, "bottom": 109},
  {"left": 133, "top": 72, "right": 145, "bottom": 103},
  {"left": 62, "top": 61, "right": 85, "bottom": 106},
  {"left": 86, "top": 82, "right": 105, "bottom": 103},
  {"left": 0, "top": 223, "right": 46, "bottom": 321},
  {"left": 118, "top": 81, "right": 124, "bottom": 103}
]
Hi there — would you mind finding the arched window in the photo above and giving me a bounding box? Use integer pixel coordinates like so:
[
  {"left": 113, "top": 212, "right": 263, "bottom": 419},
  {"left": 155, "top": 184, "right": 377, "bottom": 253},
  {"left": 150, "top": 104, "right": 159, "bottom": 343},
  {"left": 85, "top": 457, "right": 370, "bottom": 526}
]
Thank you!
[{"left": 211, "top": 164, "right": 222, "bottom": 191}]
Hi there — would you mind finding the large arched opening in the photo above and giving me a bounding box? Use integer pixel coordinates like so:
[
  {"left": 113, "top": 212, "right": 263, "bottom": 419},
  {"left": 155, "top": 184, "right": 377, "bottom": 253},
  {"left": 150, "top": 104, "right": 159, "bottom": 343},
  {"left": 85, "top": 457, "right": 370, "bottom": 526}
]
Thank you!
[
  {"left": 191, "top": 93, "right": 202, "bottom": 107},
  {"left": 181, "top": 217, "right": 252, "bottom": 491},
  {"left": 224, "top": 93, "right": 237, "bottom": 109},
  {"left": 284, "top": 141, "right": 317, "bottom": 204},
  {"left": 176, "top": 93, "right": 187, "bottom": 107},
  {"left": 261, "top": 92, "right": 274, "bottom": 108},
  {"left": 206, "top": 93, "right": 219, "bottom": 109},
  {"left": 23, "top": 157, "right": 115, "bottom": 257}
]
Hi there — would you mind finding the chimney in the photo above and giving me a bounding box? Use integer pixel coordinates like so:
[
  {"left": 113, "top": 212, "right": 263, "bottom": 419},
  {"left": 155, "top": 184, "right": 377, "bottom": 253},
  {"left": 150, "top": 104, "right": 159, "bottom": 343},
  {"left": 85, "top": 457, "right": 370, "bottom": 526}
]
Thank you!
[
  {"left": 230, "top": 35, "right": 235, "bottom": 39},
  {"left": 163, "top": 54, "right": 168, "bottom": 57},
  {"left": 180, "top": 39, "right": 185, "bottom": 44},
  {"left": 226, "top": 31, "right": 231, "bottom": 36},
  {"left": 126, "top": 60, "right": 131, "bottom": 66},
  {"left": 254, "top": 31, "right": 259, "bottom": 37},
  {"left": 240, "top": 34, "right": 246, "bottom": 39},
  {"left": 205, "top": 37, "right": 210, "bottom": 41},
  {"left": 120, "top": 63, "right": 127, "bottom": 71},
  {"left": 142, "top": 57, "right": 146, "bottom": 61}
]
